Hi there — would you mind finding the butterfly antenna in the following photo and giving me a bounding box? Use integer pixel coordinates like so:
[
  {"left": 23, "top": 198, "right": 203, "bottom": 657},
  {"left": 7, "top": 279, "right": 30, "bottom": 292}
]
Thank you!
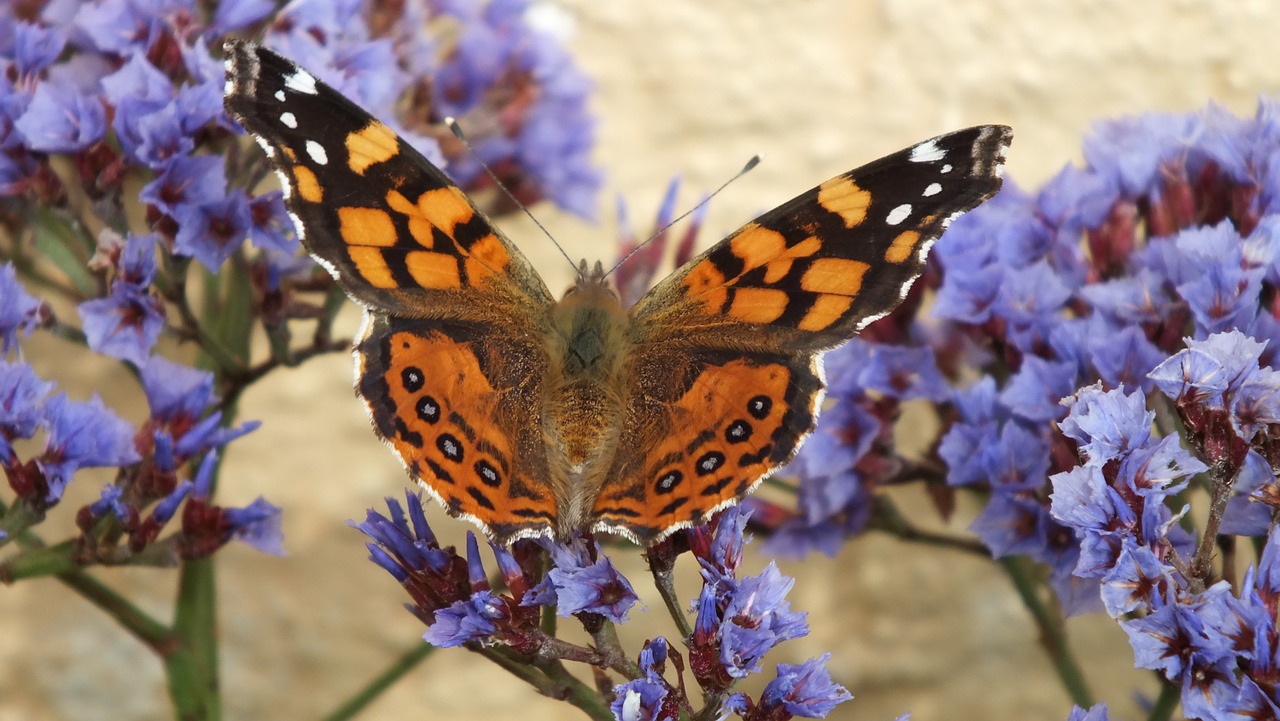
[
  {"left": 605, "top": 154, "right": 761, "bottom": 278},
  {"left": 444, "top": 118, "right": 581, "bottom": 277}
]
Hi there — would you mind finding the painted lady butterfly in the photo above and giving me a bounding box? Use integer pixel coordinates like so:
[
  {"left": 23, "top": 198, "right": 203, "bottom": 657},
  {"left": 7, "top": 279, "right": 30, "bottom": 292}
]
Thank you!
[{"left": 223, "top": 40, "right": 1010, "bottom": 545}]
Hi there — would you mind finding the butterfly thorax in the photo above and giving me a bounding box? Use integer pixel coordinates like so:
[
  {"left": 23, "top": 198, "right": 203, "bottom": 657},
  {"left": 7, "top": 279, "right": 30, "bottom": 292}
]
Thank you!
[{"left": 543, "top": 268, "right": 631, "bottom": 533}]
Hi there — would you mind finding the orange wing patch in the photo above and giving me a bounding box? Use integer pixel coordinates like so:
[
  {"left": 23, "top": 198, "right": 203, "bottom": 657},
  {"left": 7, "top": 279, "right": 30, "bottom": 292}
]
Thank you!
[
  {"left": 816, "top": 175, "right": 870, "bottom": 228},
  {"left": 379, "top": 329, "right": 555, "bottom": 530},
  {"left": 346, "top": 121, "right": 399, "bottom": 175},
  {"left": 884, "top": 229, "right": 921, "bottom": 264}
]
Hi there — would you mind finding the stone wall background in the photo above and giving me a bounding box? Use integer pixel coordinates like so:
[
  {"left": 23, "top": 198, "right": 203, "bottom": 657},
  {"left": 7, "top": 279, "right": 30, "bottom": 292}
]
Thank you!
[{"left": 3, "top": 1, "right": 1279, "bottom": 719}]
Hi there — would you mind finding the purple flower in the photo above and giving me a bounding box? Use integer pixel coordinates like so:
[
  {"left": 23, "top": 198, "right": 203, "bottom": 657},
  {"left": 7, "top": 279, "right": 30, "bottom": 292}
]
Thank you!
[
  {"left": 611, "top": 638, "right": 676, "bottom": 721},
  {"left": 13, "top": 80, "right": 105, "bottom": 152},
  {"left": 140, "top": 356, "right": 214, "bottom": 423},
  {"left": 87, "top": 483, "right": 132, "bottom": 523},
  {"left": 357, "top": 493, "right": 454, "bottom": 579},
  {"left": 528, "top": 537, "right": 638, "bottom": 622},
  {"left": 1065, "top": 704, "right": 1112, "bottom": 721},
  {"left": 611, "top": 673, "right": 669, "bottom": 721},
  {"left": 37, "top": 393, "right": 139, "bottom": 503},
  {"left": 718, "top": 563, "right": 809, "bottom": 678},
  {"left": 0, "top": 361, "right": 54, "bottom": 461},
  {"left": 173, "top": 192, "right": 253, "bottom": 271},
  {"left": 993, "top": 260, "right": 1072, "bottom": 351},
  {"left": 211, "top": 0, "right": 276, "bottom": 34},
  {"left": 136, "top": 356, "right": 258, "bottom": 462},
  {"left": 0, "top": 262, "right": 44, "bottom": 351},
  {"left": 1099, "top": 538, "right": 1176, "bottom": 616},
  {"left": 11, "top": 22, "right": 67, "bottom": 85},
  {"left": 1082, "top": 111, "right": 1192, "bottom": 197},
  {"left": 139, "top": 154, "right": 226, "bottom": 217},
  {"left": 152, "top": 480, "right": 192, "bottom": 525},
  {"left": 224, "top": 497, "right": 285, "bottom": 556},
  {"left": 246, "top": 191, "right": 296, "bottom": 255},
  {"left": 78, "top": 281, "right": 164, "bottom": 366},
  {"left": 757, "top": 654, "right": 852, "bottom": 719},
  {"left": 998, "top": 356, "right": 1078, "bottom": 424},
  {"left": 692, "top": 505, "right": 750, "bottom": 592},
  {"left": 424, "top": 589, "right": 508, "bottom": 648},
  {"left": 1058, "top": 384, "right": 1153, "bottom": 467}
]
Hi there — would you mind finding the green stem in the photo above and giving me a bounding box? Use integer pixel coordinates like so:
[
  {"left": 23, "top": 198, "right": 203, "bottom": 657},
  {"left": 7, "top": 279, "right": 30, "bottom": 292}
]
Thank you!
[
  {"left": 321, "top": 643, "right": 437, "bottom": 721},
  {"left": 649, "top": 556, "right": 694, "bottom": 641},
  {"left": 1, "top": 539, "right": 78, "bottom": 580},
  {"left": 530, "top": 657, "right": 613, "bottom": 721},
  {"left": 170, "top": 557, "right": 220, "bottom": 720},
  {"left": 868, "top": 496, "right": 991, "bottom": 557},
  {"left": 57, "top": 569, "right": 175, "bottom": 653},
  {"left": 999, "top": 556, "right": 1092, "bottom": 708},
  {"left": 478, "top": 647, "right": 611, "bottom": 719}
]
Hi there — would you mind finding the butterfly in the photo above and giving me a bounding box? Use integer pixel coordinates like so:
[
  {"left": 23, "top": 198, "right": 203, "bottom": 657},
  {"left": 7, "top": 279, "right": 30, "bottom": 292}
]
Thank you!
[{"left": 223, "top": 39, "right": 1010, "bottom": 546}]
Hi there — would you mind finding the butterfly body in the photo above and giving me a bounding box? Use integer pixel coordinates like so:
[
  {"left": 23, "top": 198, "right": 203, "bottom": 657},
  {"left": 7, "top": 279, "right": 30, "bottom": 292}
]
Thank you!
[{"left": 223, "top": 40, "right": 1011, "bottom": 545}]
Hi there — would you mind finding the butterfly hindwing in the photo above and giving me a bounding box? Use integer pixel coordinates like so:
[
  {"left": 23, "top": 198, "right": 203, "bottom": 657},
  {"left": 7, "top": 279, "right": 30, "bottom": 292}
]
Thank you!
[
  {"left": 592, "top": 126, "right": 1011, "bottom": 541},
  {"left": 358, "top": 316, "right": 557, "bottom": 542},
  {"left": 592, "top": 349, "right": 822, "bottom": 543}
]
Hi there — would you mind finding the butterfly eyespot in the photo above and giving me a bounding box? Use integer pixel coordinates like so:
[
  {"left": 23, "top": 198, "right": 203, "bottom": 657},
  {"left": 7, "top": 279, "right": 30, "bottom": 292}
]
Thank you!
[
  {"left": 654, "top": 470, "right": 683, "bottom": 495},
  {"left": 437, "top": 433, "right": 464, "bottom": 462},
  {"left": 724, "top": 420, "right": 752, "bottom": 444},
  {"left": 416, "top": 395, "right": 440, "bottom": 423},
  {"left": 695, "top": 451, "right": 725, "bottom": 476},
  {"left": 474, "top": 459, "right": 501, "bottom": 488},
  {"left": 401, "top": 366, "right": 425, "bottom": 392},
  {"left": 747, "top": 395, "right": 772, "bottom": 419}
]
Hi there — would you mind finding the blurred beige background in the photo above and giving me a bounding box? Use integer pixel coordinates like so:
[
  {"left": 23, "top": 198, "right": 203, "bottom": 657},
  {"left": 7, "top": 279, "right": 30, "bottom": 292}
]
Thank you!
[{"left": 4, "top": 1, "right": 1279, "bottom": 719}]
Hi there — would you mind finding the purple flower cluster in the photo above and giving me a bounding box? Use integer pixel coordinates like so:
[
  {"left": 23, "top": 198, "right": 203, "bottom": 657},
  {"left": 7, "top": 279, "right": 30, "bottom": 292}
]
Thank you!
[
  {"left": 686, "top": 508, "right": 850, "bottom": 720},
  {"left": 1044, "top": 331, "right": 1280, "bottom": 719},
  {"left": 359, "top": 496, "right": 851, "bottom": 720}
]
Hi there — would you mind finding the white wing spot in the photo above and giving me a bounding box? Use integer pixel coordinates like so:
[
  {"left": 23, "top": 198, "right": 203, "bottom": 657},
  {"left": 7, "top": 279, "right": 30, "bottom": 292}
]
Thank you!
[
  {"left": 223, "top": 78, "right": 234, "bottom": 97},
  {"left": 280, "top": 112, "right": 298, "bottom": 129},
  {"left": 910, "top": 139, "right": 945, "bottom": 163},
  {"left": 886, "top": 203, "right": 912, "bottom": 226},
  {"left": 274, "top": 89, "right": 286, "bottom": 102},
  {"left": 288, "top": 211, "right": 307, "bottom": 241},
  {"left": 313, "top": 254, "right": 339, "bottom": 280},
  {"left": 923, "top": 182, "right": 942, "bottom": 197},
  {"left": 284, "top": 68, "right": 318, "bottom": 95},
  {"left": 273, "top": 169, "right": 291, "bottom": 200},
  {"left": 305, "top": 140, "right": 328, "bottom": 165},
  {"left": 940, "top": 164, "right": 953, "bottom": 174},
  {"left": 254, "top": 136, "right": 275, "bottom": 159}
]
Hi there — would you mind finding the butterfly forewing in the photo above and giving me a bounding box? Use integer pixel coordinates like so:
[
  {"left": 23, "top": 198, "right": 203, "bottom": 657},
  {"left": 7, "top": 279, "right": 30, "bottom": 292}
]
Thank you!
[
  {"left": 222, "top": 40, "right": 552, "bottom": 317},
  {"left": 631, "top": 125, "right": 1011, "bottom": 350}
]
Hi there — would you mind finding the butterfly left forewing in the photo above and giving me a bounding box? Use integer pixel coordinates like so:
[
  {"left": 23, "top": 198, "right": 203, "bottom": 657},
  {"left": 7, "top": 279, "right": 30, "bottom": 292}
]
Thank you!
[{"left": 592, "top": 125, "right": 1012, "bottom": 542}]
